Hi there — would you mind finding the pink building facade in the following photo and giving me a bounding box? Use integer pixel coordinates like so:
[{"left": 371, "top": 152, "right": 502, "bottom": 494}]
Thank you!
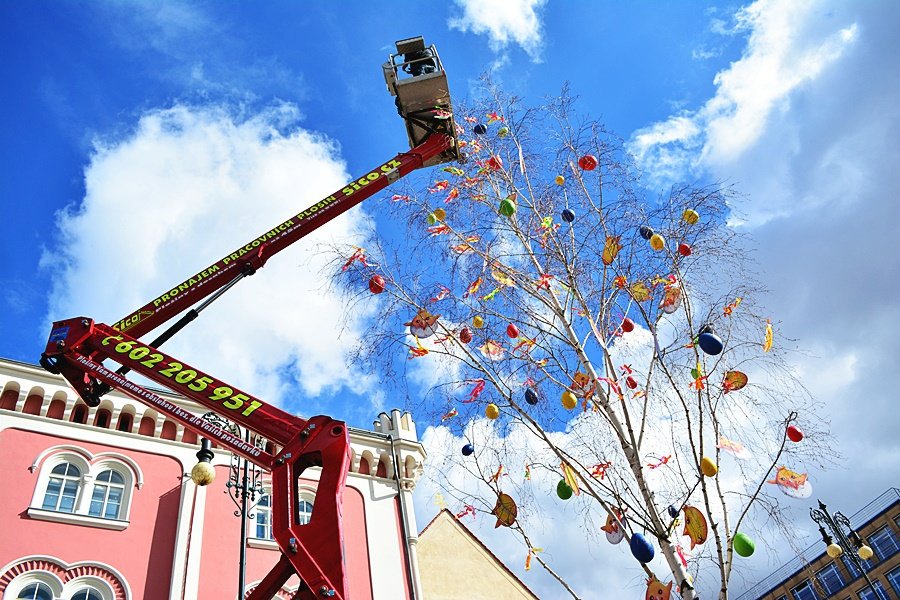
[{"left": 0, "top": 358, "right": 427, "bottom": 599}]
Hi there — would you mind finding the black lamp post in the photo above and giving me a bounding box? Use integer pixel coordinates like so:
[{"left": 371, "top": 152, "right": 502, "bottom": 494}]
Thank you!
[
  {"left": 193, "top": 412, "right": 266, "bottom": 599},
  {"left": 810, "top": 499, "right": 877, "bottom": 591}
]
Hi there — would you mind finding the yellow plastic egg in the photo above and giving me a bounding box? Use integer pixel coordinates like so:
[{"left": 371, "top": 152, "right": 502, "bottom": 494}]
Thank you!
[
  {"left": 486, "top": 403, "right": 500, "bottom": 419},
  {"left": 700, "top": 456, "right": 718, "bottom": 477},
  {"left": 555, "top": 175, "right": 565, "bottom": 185},
  {"left": 473, "top": 315, "right": 485, "bottom": 329},
  {"left": 683, "top": 209, "right": 700, "bottom": 225},
  {"left": 650, "top": 233, "right": 666, "bottom": 251},
  {"left": 433, "top": 207, "right": 446, "bottom": 221},
  {"left": 561, "top": 391, "right": 578, "bottom": 410}
]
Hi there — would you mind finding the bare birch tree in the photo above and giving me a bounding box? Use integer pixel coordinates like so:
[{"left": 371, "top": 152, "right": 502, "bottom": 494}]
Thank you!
[{"left": 332, "top": 81, "right": 829, "bottom": 599}]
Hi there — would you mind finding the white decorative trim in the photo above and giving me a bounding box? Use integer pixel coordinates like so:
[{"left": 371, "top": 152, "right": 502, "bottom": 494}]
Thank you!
[
  {"left": 26, "top": 507, "right": 130, "bottom": 531},
  {"left": 0, "top": 554, "right": 131, "bottom": 599}
]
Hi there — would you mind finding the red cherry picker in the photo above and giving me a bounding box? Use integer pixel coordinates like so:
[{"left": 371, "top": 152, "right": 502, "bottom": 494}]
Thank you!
[{"left": 39, "top": 36, "right": 459, "bottom": 600}]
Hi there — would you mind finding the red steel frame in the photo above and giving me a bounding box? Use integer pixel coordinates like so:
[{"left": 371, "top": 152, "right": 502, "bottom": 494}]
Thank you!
[{"left": 40, "top": 132, "right": 454, "bottom": 600}]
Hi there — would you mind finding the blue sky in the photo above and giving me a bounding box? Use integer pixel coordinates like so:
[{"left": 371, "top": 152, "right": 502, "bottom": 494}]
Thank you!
[{"left": 2, "top": 1, "right": 898, "bottom": 597}]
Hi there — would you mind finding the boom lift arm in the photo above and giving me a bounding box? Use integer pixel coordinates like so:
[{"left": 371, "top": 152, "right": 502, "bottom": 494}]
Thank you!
[{"left": 39, "top": 37, "right": 458, "bottom": 600}]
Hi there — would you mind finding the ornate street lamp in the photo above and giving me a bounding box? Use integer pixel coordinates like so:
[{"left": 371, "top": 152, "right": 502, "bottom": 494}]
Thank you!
[
  {"left": 192, "top": 412, "right": 266, "bottom": 599},
  {"left": 810, "top": 499, "right": 876, "bottom": 590}
]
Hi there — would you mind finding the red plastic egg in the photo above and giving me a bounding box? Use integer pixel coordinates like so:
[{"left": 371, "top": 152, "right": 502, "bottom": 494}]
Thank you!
[
  {"left": 506, "top": 323, "right": 519, "bottom": 338},
  {"left": 621, "top": 318, "right": 635, "bottom": 333},
  {"left": 678, "top": 243, "right": 692, "bottom": 257},
  {"left": 578, "top": 154, "right": 598, "bottom": 171},
  {"left": 459, "top": 327, "right": 473, "bottom": 344},
  {"left": 787, "top": 425, "right": 804, "bottom": 443},
  {"left": 368, "top": 275, "right": 385, "bottom": 294},
  {"left": 625, "top": 375, "right": 637, "bottom": 390}
]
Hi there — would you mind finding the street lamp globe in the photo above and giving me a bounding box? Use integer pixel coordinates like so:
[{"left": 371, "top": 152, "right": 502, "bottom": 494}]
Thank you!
[
  {"left": 826, "top": 543, "right": 844, "bottom": 558},
  {"left": 858, "top": 545, "right": 874, "bottom": 561},
  {"left": 191, "top": 461, "right": 216, "bottom": 486}
]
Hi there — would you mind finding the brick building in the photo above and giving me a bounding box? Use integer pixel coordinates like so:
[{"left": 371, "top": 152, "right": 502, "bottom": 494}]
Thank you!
[{"left": 736, "top": 488, "right": 900, "bottom": 600}]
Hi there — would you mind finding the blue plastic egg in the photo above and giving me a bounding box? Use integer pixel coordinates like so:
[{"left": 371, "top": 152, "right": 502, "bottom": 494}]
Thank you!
[
  {"left": 561, "top": 209, "right": 575, "bottom": 223},
  {"left": 639, "top": 225, "right": 654, "bottom": 240},
  {"left": 630, "top": 532, "right": 655, "bottom": 563},
  {"left": 698, "top": 332, "right": 724, "bottom": 356},
  {"left": 473, "top": 124, "right": 487, "bottom": 135},
  {"left": 525, "top": 389, "right": 539, "bottom": 405},
  {"left": 668, "top": 505, "right": 679, "bottom": 518},
  {"left": 462, "top": 443, "right": 474, "bottom": 456}
]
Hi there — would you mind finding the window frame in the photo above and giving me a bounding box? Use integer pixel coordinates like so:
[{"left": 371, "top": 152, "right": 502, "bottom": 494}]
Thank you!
[
  {"left": 856, "top": 580, "right": 890, "bottom": 600},
  {"left": 28, "top": 451, "right": 137, "bottom": 531},
  {"left": 4, "top": 572, "right": 63, "bottom": 600},
  {"left": 790, "top": 579, "right": 820, "bottom": 600},
  {"left": 816, "top": 562, "right": 846, "bottom": 596},
  {"left": 867, "top": 525, "right": 899, "bottom": 561},
  {"left": 248, "top": 487, "right": 315, "bottom": 550}
]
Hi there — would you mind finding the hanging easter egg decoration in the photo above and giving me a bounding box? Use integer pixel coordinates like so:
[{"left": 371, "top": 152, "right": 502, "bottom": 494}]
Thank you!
[
  {"left": 561, "top": 390, "right": 578, "bottom": 410},
  {"left": 683, "top": 209, "right": 700, "bottom": 225},
  {"left": 723, "top": 371, "right": 749, "bottom": 393},
  {"left": 625, "top": 375, "right": 638, "bottom": 390},
  {"left": 601, "top": 511, "right": 627, "bottom": 544},
  {"left": 561, "top": 208, "right": 576, "bottom": 223},
  {"left": 650, "top": 233, "right": 666, "bottom": 251},
  {"left": 697, "top": 325, "right": 724, "bottom": 356},
  {"left": 491, "top": 493, "right": 518, "bottom": 528},
  {"left": 462, "top": 443, "right": 474, "bottom": 456},
  {"left": 506, "top": 323, "right": 519, "bottom": 338},
  {"left": 787, "top": 425, "right": 804, "bottom": 443},
  {"left": 639, "top": 225, "right": 654, "bottom": 240},
  {"left": 630, "top": 533, "right": 656, "bottom": 563},
  {"left": 578, "top": 154, "right": 598, "bottom": 171},
  {"left": 557, "top": 479, "right": 574, "bottom": 500},
  {"left": 473, "top": 124, "right": 487, "bottom": 135},
  {"left": 701, "top": 456, "right": 718, "bottom": 477},
  {"left": 368, "top": 274, "right": 385, "bottom": 294},
  {"left": 555, "top": 175, "right": 565, "bottom": 185},
  {"left": 485, "top": 403, "right": 500, "bottom": 420},
  {"left": 678, "top": 243, "right": 692, "bottom": 257},
  {"left": 405, "top": 309, "right": 441, "bottom": 339},
  {"left": 667, "top": 505, "right": 679, "bottom": 519},
  {"left": 498, "top": 126, "right": 510, "bottom": 138},
  {"left": 473, "top": 315, "right": 485, "bottom": 329},
  {"left": 459, "top": 327, "right": 473, "bottom": 344},
  {"left": 621, "top": 317, "right": 635, "bottom": 333},
  {"left": 525, "top": 388, "right": 539, "bottom": 405},
  {"left": 499, "top": 195, "right": 517, "bottom": 217},
  {"left": 733, "top": 532, "right": 755, "bottom": 557}
]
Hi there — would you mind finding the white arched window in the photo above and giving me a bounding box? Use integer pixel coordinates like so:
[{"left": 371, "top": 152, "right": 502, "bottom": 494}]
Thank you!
[
  {"left": 88, "top": 470, "right": 126, "bottom": 519},
  {"left": 29, "top": 449, "right": 138, "bottom": 531},
  {"left": 298, "top": 497, "right": 314, "bottom": 525},
  {"left": 41, "top": 462, "right": 82, "bottom": 513},
  {"left": 70, "top": 587, "right": 104, "bottom": 600},
  {"left": 254, "top": 494, "right": 273, "bottom": 540},
  {"left": 16, "top": 582, "right": 53, "bottom": 600}
]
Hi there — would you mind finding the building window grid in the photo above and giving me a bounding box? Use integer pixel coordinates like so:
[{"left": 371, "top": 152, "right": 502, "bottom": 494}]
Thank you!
[
  {"left": 816, "top": 562, "right": 846, "bottom": 596},
  {"left": 791, "top": 579, "right": 820, "bottom": 600},
  {"left": 867, "top": 525, "right": 899, "bottom": 561},
  {"left": 41, "top": 463, "right": 81, "bottom": 513},
  {"left": 253, "top": 494, "right": 314, "bottom": 539},
  {"left": 70, "top": 588, "right": 103, "bottom": 600},
  {"left": 16, "top": 582, "right": 53, "bottom": 600},
  {"left": 857, "top": 580, "right": 890, "bottom": 600},
  {"left": 88, "top": 469, "right": 125, "bottom": 519},
  {"left": 255, "top": 494, "right": 273, "bottom": 540},
  {"left": 886, "top": 565, "right": 900, "bottom": 597}
]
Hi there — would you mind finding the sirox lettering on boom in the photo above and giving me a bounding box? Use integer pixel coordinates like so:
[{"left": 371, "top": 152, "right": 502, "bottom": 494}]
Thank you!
[{"left": 112, "top": 157, "right": 401, "bottom": 332}]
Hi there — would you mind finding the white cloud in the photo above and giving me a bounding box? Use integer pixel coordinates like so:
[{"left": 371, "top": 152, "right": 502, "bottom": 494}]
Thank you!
[
  {"left": 628, "top": 0, "right": 857, "bottom": 195},
  {"left": 448, "top": 0, "right": 548, "bottom": 62},
  {"left": 41, "top": 103, "right": 382, "bottom": 414}
]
